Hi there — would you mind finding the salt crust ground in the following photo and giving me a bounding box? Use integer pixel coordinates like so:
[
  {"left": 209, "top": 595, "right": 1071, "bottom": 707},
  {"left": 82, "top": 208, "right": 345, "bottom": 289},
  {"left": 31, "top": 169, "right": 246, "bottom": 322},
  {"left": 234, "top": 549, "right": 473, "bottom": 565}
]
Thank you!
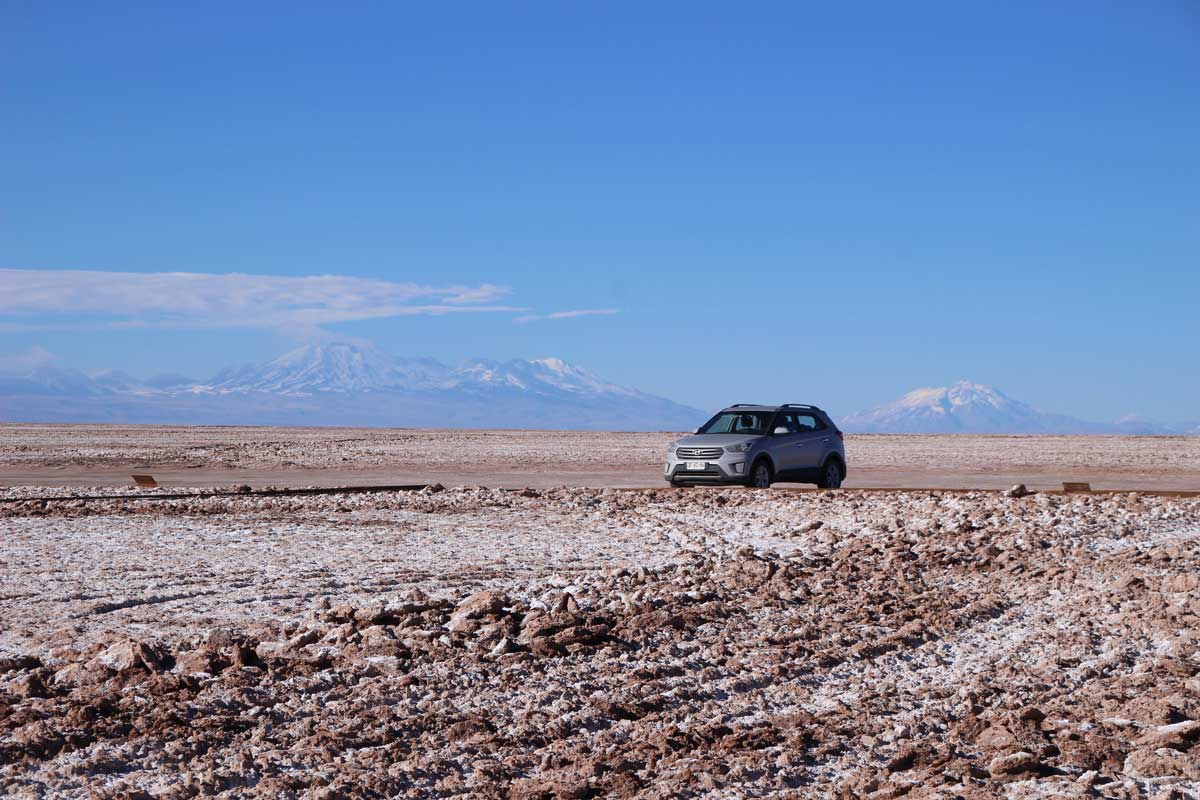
[
  {"left": 2, "top": 486, "right": 1199, "bottom": 798},
  {"left": 2, "top": 425, "right": 1199, "bottom": 490},
  {"left": 4, "top": 426, "right": 1199, "bottom": 473}
]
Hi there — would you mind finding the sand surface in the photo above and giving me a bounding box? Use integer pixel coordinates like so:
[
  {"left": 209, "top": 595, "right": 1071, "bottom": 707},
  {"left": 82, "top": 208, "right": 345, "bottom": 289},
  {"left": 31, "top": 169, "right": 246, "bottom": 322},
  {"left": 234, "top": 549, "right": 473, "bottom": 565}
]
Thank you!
[{"left": 1, "top": 424, "right": 1198, "bottom": 491}]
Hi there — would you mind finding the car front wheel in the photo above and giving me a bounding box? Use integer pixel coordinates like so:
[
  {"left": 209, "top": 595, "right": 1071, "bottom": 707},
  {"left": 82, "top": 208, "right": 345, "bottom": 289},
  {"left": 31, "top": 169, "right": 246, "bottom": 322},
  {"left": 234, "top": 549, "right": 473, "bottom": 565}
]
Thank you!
[{"left": 750, "top": 461, "right": 772, "bottom": 489}]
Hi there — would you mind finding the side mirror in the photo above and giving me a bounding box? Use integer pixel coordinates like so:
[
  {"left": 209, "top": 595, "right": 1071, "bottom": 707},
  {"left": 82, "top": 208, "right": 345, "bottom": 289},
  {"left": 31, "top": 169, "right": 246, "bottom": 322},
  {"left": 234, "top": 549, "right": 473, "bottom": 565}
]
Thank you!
[{"left": 773, "top": 426, "right": 790, "bottom": 435}]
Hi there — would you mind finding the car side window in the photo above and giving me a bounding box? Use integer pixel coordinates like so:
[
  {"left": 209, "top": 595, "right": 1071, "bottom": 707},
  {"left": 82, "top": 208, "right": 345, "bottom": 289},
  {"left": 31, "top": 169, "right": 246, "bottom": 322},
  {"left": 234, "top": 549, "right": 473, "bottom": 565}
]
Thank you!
[
  {"left": 794, "top": 414, "right": 823, "bottom": 432},
  {"left": 734, "top": 414, "right": 760, "bottom": 434}
]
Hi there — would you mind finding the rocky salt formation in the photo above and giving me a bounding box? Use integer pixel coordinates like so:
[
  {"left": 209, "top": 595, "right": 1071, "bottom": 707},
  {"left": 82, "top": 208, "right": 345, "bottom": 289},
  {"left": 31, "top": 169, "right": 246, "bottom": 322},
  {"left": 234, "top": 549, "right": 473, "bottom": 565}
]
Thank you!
[{"left": 1, "top": 487, "right": 1198, "bottom": 797}]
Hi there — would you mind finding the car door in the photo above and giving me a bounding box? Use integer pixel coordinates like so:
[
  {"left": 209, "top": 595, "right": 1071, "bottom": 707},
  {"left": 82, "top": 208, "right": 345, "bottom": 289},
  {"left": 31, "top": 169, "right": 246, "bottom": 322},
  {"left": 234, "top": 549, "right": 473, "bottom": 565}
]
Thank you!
[
  {"left": 789, "top": 413, "right": 828, "bottom": 469},
  {"left": 765, "top": 413, "right": 805, "bottom": 476}
]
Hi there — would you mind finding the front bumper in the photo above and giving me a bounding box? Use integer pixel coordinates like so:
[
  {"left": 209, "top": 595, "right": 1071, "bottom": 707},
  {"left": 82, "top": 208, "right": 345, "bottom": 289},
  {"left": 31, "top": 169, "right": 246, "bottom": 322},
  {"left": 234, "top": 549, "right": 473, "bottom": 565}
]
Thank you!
[{"left": 664, "top": 451, "right": 749, "bottom": 485}]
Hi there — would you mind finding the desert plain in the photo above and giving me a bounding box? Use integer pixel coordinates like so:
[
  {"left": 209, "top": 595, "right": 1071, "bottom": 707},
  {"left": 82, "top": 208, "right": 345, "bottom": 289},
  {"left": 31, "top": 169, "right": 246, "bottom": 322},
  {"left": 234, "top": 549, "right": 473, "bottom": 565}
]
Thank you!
[
  {"left": 2, "top": 424, "right": 1200, "bottom": 491},
  {"left": 1, "top": 425, "right": 1199, "bottom": 798}
]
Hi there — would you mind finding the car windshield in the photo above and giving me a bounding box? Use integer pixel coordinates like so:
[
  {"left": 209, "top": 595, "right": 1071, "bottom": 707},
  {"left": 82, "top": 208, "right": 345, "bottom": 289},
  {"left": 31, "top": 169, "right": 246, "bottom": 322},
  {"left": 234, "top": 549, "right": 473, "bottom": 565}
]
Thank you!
[{"left": 698, "top": 411, "right": 771, "bottom": 435}]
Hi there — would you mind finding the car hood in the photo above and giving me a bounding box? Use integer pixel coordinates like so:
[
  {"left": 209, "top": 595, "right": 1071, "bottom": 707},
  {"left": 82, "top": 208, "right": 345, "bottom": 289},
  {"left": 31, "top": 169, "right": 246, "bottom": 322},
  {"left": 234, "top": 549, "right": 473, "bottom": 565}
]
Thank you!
[{"left": 673, "top": 434, "right": 760, "bottom": 449}]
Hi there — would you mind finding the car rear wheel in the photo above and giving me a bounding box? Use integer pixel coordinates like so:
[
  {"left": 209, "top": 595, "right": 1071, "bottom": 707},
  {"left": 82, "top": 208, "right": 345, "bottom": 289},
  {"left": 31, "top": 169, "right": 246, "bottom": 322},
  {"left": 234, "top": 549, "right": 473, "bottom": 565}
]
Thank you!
[
  {"left": 817, "top": 459, "right": 843, "bottom": 489},
  {"left": 750, "top": 460, "right": 773, "bottom": 488}
]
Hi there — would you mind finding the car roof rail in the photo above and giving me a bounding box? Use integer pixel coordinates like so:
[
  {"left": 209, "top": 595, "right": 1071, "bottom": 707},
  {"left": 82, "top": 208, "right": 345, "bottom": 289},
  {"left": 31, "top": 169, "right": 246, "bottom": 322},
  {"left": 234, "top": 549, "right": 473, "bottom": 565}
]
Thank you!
[{"left": 726, "top": 403, "right": 824, "bottom": 411}]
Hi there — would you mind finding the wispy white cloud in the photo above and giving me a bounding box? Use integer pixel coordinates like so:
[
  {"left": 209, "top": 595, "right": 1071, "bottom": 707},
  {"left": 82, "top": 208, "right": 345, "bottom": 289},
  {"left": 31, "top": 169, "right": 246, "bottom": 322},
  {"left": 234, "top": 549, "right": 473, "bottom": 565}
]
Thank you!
[
  {"left": 441, "top": 284, "right": 510, "bottom": 305},
  {"left": 0, "top": 269, "right": 522, "bottom": 330},
  {"left": 515, "top": 308, "right": 621, "bottom": 324}
]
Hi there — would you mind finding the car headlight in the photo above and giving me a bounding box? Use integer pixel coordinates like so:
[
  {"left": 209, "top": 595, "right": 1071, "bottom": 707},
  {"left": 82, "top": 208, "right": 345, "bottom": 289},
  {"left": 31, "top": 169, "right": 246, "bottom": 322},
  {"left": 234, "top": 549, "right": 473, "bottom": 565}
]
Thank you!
[{"left": 725, "top": 442, "right": 754, "bottom": 453}]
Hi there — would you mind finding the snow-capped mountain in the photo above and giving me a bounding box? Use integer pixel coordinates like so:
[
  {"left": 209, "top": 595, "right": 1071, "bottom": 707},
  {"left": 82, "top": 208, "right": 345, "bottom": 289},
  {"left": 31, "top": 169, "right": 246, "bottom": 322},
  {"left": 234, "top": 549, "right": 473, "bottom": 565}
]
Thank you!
[
  {"left": 85, "top": 369, "right": 156, "bottom": 394},
  {"left": 447, "top": 357, "right": 642, "bottom": 398},
  {"left": 0, "top": 363, "right": 179, "bottom": 398},
  {"left": 0, "top": 341, "right": 703, "bottom": 431},
  {"left": 0, "top": 367, "right": 104, "bottom": 397},
  {"left": 204, "top": 342, "right": 451, "bottom": 394},
  {"left": 193, "top": 343, "right": 655, "bottom": 402},
  {"left": 842, "top": 381, "right": 1142, "bottom": 434}
]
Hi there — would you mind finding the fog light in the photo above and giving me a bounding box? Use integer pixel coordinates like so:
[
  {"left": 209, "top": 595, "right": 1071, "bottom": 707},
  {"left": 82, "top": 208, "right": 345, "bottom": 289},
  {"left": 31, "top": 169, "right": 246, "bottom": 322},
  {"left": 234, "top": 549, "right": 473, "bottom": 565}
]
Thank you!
[
  {"left": 732, "top": 461, "right": 745, "bottom": 474},
  {"left": 664, "top": 462, "right": 670, "bottom": 474}
]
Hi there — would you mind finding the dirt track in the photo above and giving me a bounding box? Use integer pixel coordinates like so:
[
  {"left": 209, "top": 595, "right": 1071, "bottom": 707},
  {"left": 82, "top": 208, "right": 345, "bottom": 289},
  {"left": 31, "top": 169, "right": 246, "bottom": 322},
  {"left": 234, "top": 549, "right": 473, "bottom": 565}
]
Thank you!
[{"left": 2, "top": 485, "right": 1199, "bottom": 798}]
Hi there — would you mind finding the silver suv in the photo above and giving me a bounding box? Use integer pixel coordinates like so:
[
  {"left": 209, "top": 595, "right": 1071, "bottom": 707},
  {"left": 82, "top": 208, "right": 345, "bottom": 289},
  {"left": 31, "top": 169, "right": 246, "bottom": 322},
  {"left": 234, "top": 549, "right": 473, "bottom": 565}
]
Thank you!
[{"left": 664, "top": 404, "right": 847, "bottom": 489}]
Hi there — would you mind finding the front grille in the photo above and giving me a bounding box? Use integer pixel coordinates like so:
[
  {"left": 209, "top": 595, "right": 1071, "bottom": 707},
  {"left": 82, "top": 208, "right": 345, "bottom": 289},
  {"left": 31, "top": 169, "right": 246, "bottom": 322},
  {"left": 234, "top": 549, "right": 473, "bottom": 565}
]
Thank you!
[
  {"left": 671, "top": 465, "right": 724, "bottom": 480},
  {"left": 676, "top": 447, "right": 724, "bottom": 459}
]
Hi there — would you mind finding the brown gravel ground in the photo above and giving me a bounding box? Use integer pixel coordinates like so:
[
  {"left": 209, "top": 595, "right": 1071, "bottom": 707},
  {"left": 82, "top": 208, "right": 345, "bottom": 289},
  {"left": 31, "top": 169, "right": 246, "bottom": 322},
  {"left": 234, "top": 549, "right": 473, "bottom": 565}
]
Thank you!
[{"left": 1, "top": 486, "right": 1199, "bottom": 798}]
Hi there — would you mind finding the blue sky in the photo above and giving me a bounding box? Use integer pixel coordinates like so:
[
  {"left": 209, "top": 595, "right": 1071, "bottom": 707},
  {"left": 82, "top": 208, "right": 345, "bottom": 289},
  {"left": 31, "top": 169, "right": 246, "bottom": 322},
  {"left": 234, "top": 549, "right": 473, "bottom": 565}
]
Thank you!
[{"left": 2, "top": 1, "right": 1198, "bottom": 421}]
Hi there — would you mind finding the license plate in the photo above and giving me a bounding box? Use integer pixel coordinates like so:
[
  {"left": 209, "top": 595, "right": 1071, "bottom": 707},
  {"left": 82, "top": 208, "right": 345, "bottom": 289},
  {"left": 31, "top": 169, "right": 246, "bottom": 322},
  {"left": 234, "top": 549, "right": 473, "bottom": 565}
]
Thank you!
[{"left": 686, "top": 461, "right": 706, "bottom": 470}]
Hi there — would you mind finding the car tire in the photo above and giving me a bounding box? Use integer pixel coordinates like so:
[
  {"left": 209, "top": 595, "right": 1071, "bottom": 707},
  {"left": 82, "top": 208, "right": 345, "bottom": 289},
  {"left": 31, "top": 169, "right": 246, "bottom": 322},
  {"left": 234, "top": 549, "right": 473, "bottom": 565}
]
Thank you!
[
  {"left": 750, "top": 459, "right": 773, "bottom": 489},
  {"left": 817, "top": 458, "right": 843, "bottom": 489}
]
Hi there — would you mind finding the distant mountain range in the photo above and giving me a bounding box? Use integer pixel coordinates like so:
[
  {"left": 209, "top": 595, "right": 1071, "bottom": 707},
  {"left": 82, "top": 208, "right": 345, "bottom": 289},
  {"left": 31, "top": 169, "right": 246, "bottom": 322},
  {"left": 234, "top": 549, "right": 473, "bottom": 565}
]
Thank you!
[
  {"left": 0, "top": 342, "right": 704, "bottom": 431},
  {"left": 1, "top": 350, "right": 1194, "bottom": 434},
  {"left": 841, "top": 380, "right": 1197, "bottom": 435}
]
